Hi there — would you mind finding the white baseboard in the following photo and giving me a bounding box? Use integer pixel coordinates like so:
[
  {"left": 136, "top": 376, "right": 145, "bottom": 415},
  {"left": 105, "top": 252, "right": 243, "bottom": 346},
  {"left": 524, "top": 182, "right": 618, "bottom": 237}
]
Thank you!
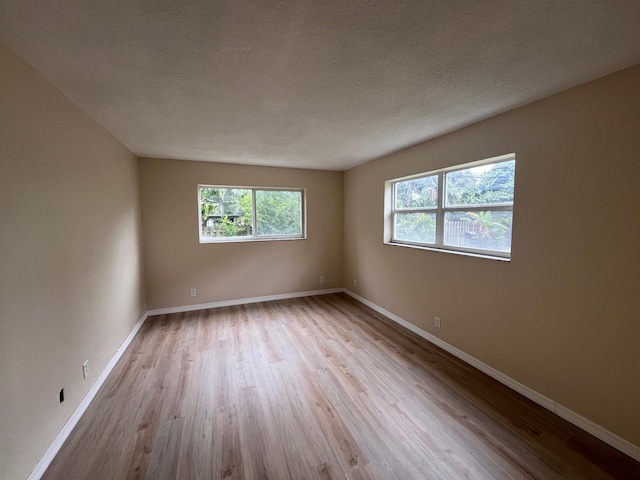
[
  {"left": 554, "top": 405, "right": 640, "bottom": 461},
  {"left": 28, "top": 288, "right": 640, "bottom": 479},
  {"left": 342, "top": 289, "right": 640, "bottom": 463},
  {"left": 27, "top": 311, "right": 149, "bottom": 480},
  {"left": 146, "top": 288, "right": 343, "bottom": 316},
  {"left": 27, "top": 288, "right": 340, "bottom": 479}
]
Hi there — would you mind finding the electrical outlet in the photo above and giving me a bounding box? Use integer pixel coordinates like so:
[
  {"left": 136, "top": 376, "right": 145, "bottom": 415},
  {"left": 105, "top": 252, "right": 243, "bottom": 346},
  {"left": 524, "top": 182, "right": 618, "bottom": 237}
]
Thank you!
[
  {"left": 435, "top": 316, "right": 441, "bottom": 329},
  {"left": 319, "top": 276, "right": 325, "bottom": 284},
  {"left": 353, "top": 279, "right": 357, "bottom": 287},
  {"left": 190, "top": 288, "right": 197, "bottom": 297},
  {"left": 82, "top": 360, "right": 89, "bottom": 379}
]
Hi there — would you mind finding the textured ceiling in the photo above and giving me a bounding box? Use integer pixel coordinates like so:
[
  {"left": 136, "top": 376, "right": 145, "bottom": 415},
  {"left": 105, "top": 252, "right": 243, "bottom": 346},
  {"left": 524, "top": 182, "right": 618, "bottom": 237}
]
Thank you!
[{"left": 2, "top": 1, "right": 640, "bottom": 170}]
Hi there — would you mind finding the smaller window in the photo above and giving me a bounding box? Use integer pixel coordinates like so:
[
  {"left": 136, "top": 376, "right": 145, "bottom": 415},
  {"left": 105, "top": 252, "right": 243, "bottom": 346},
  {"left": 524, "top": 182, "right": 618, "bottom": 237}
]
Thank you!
[
  {"left": 385, "top": 154, "right": 516, "bottom": 258},
  {"left": 199, "top": 186, "right": 305, "bottom": 242}
]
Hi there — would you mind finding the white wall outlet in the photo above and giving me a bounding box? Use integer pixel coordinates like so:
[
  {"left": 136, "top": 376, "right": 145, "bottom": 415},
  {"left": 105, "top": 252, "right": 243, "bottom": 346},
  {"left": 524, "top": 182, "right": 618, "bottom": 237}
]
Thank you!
[
  {"left": 190, "top": 288, "right": 197, "bottom": 297},
  {"left": 319, "top": 276, "right": 325, "bottom": 284},
  {"left": 353, "top": 279, "right": 357, "bottom": 287},
  {"left": 435, "top": 316, "right": 441, "bottom": 329},
  {"left": 82, "top": 360, "right": 89, "bottom": 379}
]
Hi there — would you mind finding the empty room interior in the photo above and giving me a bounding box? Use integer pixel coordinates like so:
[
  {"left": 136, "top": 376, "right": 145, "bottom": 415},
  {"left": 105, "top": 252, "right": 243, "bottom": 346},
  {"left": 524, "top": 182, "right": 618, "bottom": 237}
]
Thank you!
[{"left": 2, "top": 2, "right": 640, "bottom": 479}]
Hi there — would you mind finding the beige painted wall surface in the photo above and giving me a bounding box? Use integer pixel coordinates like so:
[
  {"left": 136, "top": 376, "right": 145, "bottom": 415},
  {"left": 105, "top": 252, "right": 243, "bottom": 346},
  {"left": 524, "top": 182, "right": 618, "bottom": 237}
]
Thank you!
[
  {"left": 344, "top": 65, "right": 640, "bottom": 447},
  {"left": 139, "top": 158, "right": 343, "bottom": 310},
  {"left": 0, "top": 44, "right": 146, "bottom": 479}
]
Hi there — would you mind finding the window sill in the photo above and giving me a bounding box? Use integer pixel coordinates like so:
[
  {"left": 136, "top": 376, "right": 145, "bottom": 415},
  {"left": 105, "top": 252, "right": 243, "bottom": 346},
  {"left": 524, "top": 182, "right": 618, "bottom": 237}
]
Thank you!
[
  {"left": 200, "top": 236, "right": 306, "bottom": 244},
  {"left": 384, "top": 241, "right": 511, "bottom": 262}
]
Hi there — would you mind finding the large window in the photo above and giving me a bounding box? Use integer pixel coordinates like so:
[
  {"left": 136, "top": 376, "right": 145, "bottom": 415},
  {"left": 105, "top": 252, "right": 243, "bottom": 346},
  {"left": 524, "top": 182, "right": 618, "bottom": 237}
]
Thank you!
[
  {"left": 385, "top": 154, "right": 516, "bottom": 258},
  {"left": 198, "top": 186, "right": 305, "bottom": 242}
]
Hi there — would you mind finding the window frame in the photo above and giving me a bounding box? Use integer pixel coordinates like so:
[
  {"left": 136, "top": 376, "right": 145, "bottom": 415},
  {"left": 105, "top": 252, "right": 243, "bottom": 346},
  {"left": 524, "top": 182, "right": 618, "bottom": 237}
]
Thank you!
[
  {"left": 385, "top": 154, "right": 515, "bottom": 260},
  {"left": 198, "top": 185, "right": 306, "bottom": 243}
]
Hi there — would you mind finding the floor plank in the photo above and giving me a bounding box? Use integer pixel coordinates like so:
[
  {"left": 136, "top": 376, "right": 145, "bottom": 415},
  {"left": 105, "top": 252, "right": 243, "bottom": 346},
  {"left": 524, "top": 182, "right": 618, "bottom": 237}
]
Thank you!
[{"left": 42, "top": 294, "right": 640, "bottom": 479}]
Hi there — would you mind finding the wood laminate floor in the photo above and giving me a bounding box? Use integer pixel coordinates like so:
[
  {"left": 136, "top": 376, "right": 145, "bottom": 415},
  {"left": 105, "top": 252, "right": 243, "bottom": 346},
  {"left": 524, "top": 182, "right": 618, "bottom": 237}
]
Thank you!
[{"left": 43, "top": 294, "right": 640, "bottom": 479}]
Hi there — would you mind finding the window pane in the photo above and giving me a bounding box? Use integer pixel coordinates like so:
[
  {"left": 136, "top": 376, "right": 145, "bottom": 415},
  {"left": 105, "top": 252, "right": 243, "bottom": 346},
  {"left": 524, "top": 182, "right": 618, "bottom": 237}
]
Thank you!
[
  {"left": 200, "top": 187, "right": 253, "bottom": 238},
  {"left": 444, "top": 210, "right": 512, "bottom": 252},
  {"left": 256, "top": 190, "right": 302, "bottom": 236},
  {"left": 446, "top": 160, "right": 515, "bottom": 207},
  {"left": 395, "top": 175, "right": 438, "bottom": 209},
  {"left": 395, "top": 212, "right": 436, "bottom": 244}
]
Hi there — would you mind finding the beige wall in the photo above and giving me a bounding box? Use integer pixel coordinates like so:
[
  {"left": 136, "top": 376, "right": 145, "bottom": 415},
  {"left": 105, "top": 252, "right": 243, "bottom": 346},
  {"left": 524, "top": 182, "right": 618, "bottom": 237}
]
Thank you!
[
  {"left": 0, "top": 44, "right": 146, "bottom": 479},
  {"left": 343, "top": 65, "right": 640, "bottom": 447},
  {"left": 2, "top": 33, "right": 638, "bottom": 477},
  {"left": 139, "top": 158, "right": 343, "bottom": 310}
]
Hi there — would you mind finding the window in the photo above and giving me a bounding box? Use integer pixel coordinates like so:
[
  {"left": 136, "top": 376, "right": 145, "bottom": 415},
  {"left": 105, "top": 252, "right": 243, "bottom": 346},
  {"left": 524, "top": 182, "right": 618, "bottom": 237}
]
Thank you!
[
  {"left": 198, "top": 186, "right": 305, "bottom": 242},
  {"left": 385, "top": 154, "right": 516, "bottom": 258}
]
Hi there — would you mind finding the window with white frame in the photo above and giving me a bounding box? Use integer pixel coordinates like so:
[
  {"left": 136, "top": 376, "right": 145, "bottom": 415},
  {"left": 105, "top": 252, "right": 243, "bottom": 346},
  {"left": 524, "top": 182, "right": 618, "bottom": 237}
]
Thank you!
[
  {"left": 198, "top": 186, "right": 305, "bottom": 242},
  {"left": 385, "top": 154, "right": 516, "bottom": 258}
]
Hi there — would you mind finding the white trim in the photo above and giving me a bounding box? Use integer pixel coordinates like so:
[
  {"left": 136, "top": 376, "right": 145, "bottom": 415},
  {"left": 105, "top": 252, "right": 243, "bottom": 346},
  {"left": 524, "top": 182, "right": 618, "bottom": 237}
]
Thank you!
[
  {"left": 27, "top": 311, "right": 149, "bottom": 480},
  {"left": 147, "top": 288, "right": 343, "bottom": 316},
  {"left": 28, "top": 288, "right": 640, "bottom": 479},
  {"left": 385, "top": 154, "right": 515, "bottom": 259},
  {"left": 554, "top": 405, "right": 640, "bottom": 461},
  {"left": 342, "top": 289, "right": 640, "bottom": 462},
  {"left": 385, "top": 240, "right": 511, "bottom": 262},
  {"left": 27, "top": 288, "right": 341, "bottom": 478},
  {"left": 197, "top": 185, "right": 306, "bottom": 243}
]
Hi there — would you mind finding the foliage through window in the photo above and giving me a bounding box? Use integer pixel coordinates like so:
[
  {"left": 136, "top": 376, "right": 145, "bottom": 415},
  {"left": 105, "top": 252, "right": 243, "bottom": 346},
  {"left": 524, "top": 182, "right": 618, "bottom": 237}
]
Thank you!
[
  {"left": 386, "top": 155, "right": 515, "bottom": 258},
  {"left": 199, "top": 186, "right": 304, "bottom": 242}
]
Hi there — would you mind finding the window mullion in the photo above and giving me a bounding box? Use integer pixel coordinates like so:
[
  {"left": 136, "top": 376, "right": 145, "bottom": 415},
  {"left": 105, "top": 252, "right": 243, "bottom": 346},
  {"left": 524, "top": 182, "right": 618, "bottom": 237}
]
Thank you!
[
  {"left": 443, "top": 205, "right": 513, "bottom": 213},
  {"left": 395, "top": 208, "right": 437, "bottom": 213},
  {"left": 251, "top": 189, "right": 257, "bottom": 238},
  {"left": 442, "top": 204, "right": 513, "bottom": 213},
  {"left": 436, "top": 172, "right": 444, "bottom": 247}
]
